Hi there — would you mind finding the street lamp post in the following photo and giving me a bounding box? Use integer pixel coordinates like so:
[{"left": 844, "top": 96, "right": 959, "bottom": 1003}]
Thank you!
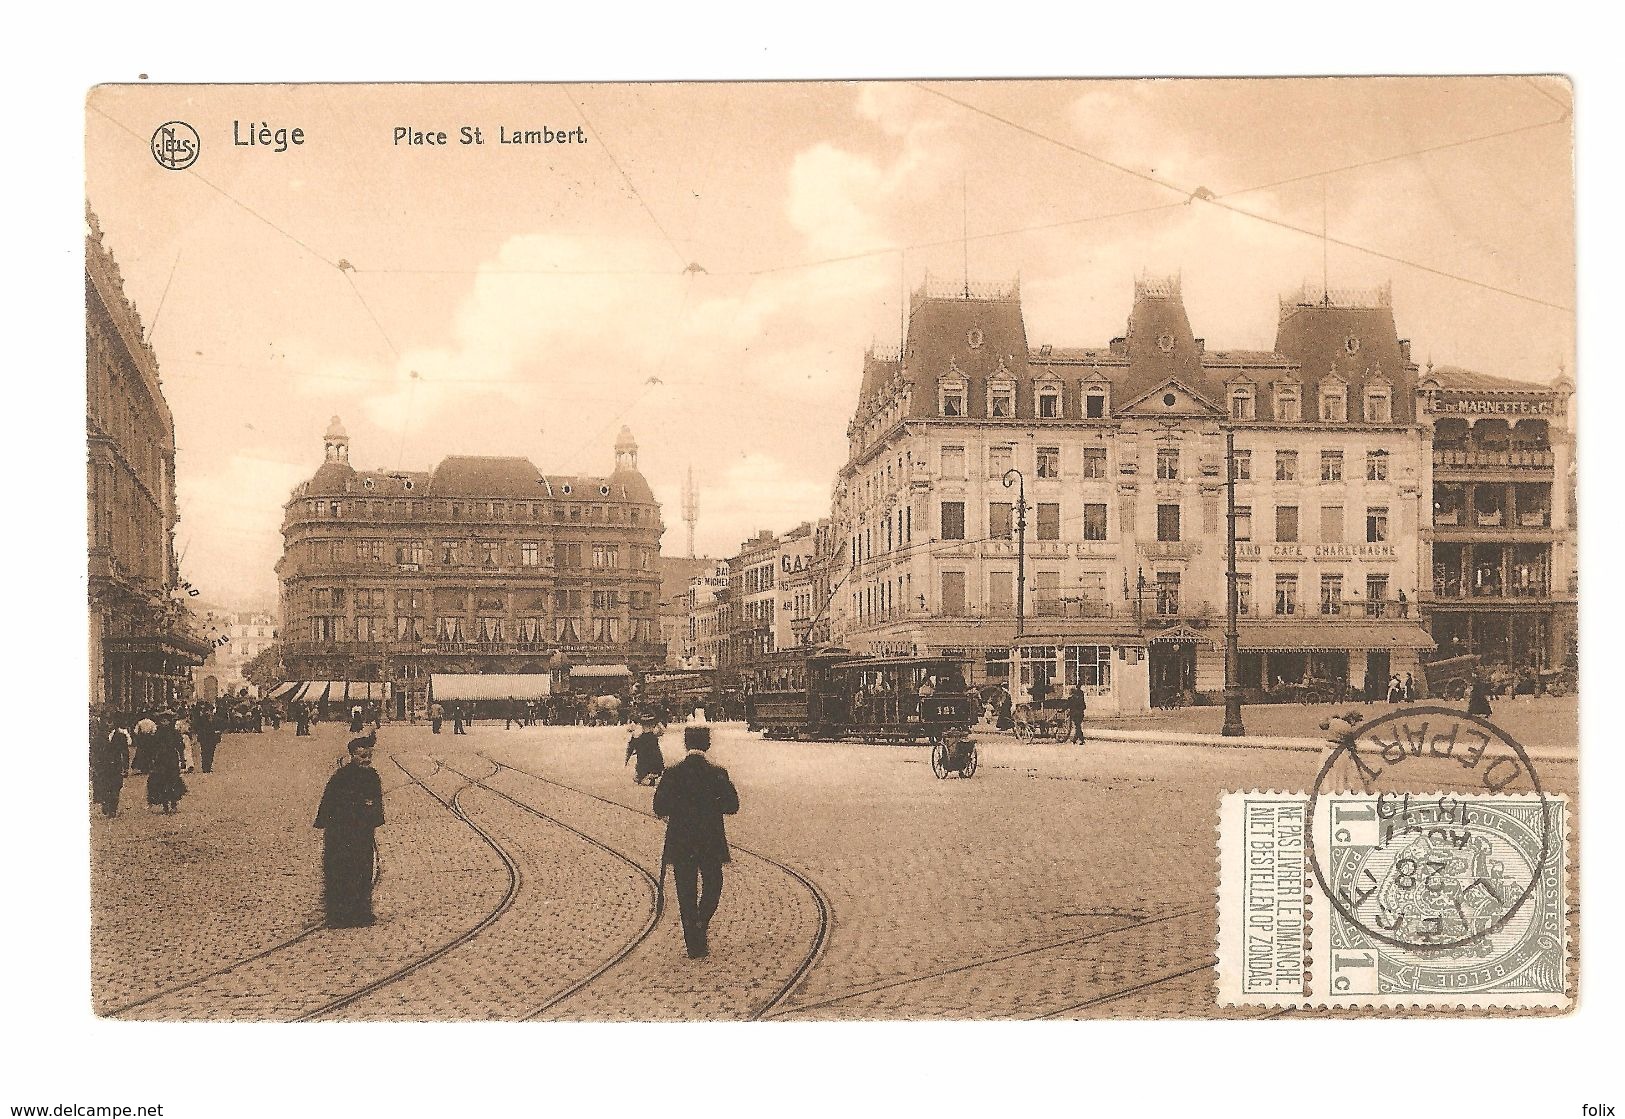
[
  {"left": 1221, "top": 427, "right": 1246, "bottom": 737},
  {"left": 1003, "top": 468, "right": 1028, "bottom": 703}
]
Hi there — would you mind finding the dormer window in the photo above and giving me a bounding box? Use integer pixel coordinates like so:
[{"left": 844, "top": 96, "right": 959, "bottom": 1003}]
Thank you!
[
  {"left": 1275, "top": 384, "right": 1302, "bottom": 423},
  {"left": 1320, "top": 377, "right": 1348, "bottom": 423},
  {"left": 1365, "top": 382, "right": 1393, "bottom": 423},
  {"left": 1230, "top": 386, "right": 1255, "bottom": 420},
  {"left": 990, "top": 384, "right": 1015, "bottom": 418},
  {"left": 940, "top": 377, "right": 966, "bottom": 417},
  {"left": 1037, "top": 386, "right": 1060, "bottom": 418}
]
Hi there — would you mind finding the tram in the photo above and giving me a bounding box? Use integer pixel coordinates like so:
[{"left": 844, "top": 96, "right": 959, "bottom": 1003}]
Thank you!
[
  {"left": 746, "top": 648, "right": 979, "bottom": 746},
  {"left": 637, "top": 668, "right": 718, "bottom": 719}
]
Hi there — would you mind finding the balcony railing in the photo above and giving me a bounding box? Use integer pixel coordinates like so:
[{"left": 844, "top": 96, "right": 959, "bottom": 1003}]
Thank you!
[
  {"left": 1433, "top": 449, "right": 1554, "bottom": 469},
  {"left": 1432, "top": 581, "right": 1551, "bottom": 600}
]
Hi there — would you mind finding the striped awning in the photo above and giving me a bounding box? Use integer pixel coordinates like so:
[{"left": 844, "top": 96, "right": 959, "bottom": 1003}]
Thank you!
[{"left": 1237, "top": 622, "right": 1436, "bottom": 653}]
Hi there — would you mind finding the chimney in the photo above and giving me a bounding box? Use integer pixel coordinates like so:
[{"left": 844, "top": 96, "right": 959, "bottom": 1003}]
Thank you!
[{"left": 1399, "top": 339, "right": 1412, "bottom": 363}]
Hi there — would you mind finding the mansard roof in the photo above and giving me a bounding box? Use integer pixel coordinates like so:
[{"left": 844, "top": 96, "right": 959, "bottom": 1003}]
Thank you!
[
  {"left": 900, "top": 281, "right": 1029, "bottom": 421},
  {"left": 1274, "top": 283, "right": 1418, "bottom": 419}
]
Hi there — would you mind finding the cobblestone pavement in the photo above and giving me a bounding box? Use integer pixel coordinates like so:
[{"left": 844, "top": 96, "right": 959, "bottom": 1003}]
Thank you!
[{"left": 89, "top": 717, "right": 1578, "bottom": 1021}]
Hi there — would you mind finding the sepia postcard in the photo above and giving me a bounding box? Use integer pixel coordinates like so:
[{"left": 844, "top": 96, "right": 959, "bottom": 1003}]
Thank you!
[{"left": 84, "top": 77, "right": 1578, "bottom": 1025}]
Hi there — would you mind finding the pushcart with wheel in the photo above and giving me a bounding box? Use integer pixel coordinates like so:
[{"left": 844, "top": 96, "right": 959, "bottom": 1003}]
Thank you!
[
  {"left": 1011, "top": 701, "right": 1069, "bottom": 743},
  {"left": 930, "top": 731, "right": 979, "bottom": 779}
]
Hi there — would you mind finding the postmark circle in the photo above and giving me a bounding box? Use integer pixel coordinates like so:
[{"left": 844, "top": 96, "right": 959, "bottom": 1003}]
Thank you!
[
  {"left": 1305, "top": 705, "right": 1552, "bottom": 954},
  {"left": 151, "top": 121, "right": 200, "bottom": 171}
]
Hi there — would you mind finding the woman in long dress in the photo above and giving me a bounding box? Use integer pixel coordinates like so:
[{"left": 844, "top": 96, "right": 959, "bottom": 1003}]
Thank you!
[{"left": 145, "top": 713, "right": 187, "bottom": 814}]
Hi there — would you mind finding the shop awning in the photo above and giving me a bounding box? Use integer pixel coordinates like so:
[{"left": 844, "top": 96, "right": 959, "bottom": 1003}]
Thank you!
[
  {"left": 430, "top": 674, "right": 552, "bottom": 701},
  {"left": 568, "top": 664, "right": 632, "bottom": 679},
  {"left": 1237, "top": 622, "right": 1436, "bottom": 653},
  {"left": 266, "top": 681, "right": 301, "bottom": 700}
]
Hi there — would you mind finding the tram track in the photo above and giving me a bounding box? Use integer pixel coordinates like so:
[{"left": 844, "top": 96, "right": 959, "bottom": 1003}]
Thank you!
[
  {"left": 432, "top": 756, "right": 664, "bottom": 1020},
  {"left": 101, "top": 767, "right": 427, "bottom": 1020},
  {"left": 292, "top": 755, "right": 522, "bottom": 1022},
  {"left": 770, "top": 904, "right": 1206, "bottom": 1019},
  {"left": 482, "top": 753, "right": 832, "bottom": 1020}
]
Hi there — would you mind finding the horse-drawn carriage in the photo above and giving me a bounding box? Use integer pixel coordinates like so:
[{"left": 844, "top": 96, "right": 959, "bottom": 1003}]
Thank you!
[
  {"left": 746, "top": 648, "right": 981, "bottom": 776},
  {"left": 1011, "top": 701, "right": 1071, "bottom": 743}
]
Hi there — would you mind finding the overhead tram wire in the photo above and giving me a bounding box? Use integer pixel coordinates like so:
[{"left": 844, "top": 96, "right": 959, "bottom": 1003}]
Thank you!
[
  {"left": 564, "top": 88, "right": 692, "bottom": 272},
  {"left": 146, "top": 249, "right": 183, "bottom": 343},
  {"left": 909, "top": 81, "right": 1575, "bottom": 314}
]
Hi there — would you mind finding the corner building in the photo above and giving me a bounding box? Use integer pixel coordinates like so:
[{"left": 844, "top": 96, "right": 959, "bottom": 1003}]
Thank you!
[
  {"left": 277, "top": 420, "right": 666, "bottom": 717},
  {"left": 831, "top": 278, "right": 1437, "bottom": 712},
  {"left": 86, "top": 210, "right": 210, "bottom": 710}
]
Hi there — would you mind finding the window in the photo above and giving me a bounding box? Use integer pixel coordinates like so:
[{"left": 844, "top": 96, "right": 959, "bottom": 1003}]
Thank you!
[
  {"left": 1155, "top": 572, "right": 1181, "bottom": 616},
  {"left": 1036, "top": 446, "right": 1060, "bottom": 479},
  {"left": 395, "top": 540, "right": 426, "bottom": 566},
  {"left": 1156, "top": 448, "right": 1180, "bottom": 481},
  {"left": 557, "top": 542, "right": 582, "bottom": 568},
  {"left": 592, "top": 589, "right": 621, "bottom": 610},
  {"left": 990, "top": 384, "right": 1015, "bottom": 417},
  {"left": 1366, "top": 449, "right": 1389, "bottom": 482},
  {"left": 940, "top": 445, "right": 966, "bottom": 479},
  {"left": 1276, "top": 505, "right": 1299, "bottom": 542},
  {"left": 1038, "top": 388, "right": 1060, "bottom": 418},
  {"left": 1232, "top": 450, "right": 1252, "bottom": 481},
  {"left": 988, "top": 571, "right": 1013, "bottom": 615},
  {"left": 1367, "top": 506, "right": 1390, "bottom": 543},
  {"left": 592, "top": 544, "right": 620, "bottom": 569},
  {"left": 940, "top": 571, "right": 967, "bottom": 615},
  {"left": 1235, "top": 574, "right": 1253, "bottom": 616},
  {"left": 1366, "top": 574, "right": 1390, "bottom": 605},
  {"left": 517, "top": 617, "right": 544, "bottom": 644},
  {"left": 941, "top": 502, "right": 965, "bottom": 541},
  {"left": 1036, "top": 502, "right": 1060, "bottom": 541},
  {"left": 328, "top": 501, "right": 342, "bottom": 518},
  {"left": 1321, "top": 505, "right": 1344, "bottom": 543},
  {"left": 555, "top": 615, "right": 581, "bottom": 643},
  {"left": 1321, "top": 385, "right": 1347, "bottom": 422},
  {"left": 1083, "top": 503, "right": 1108, "bottom": 541},
  {"left": 436, "top": 616, "right": 466, "bottom": 641},
  {"left": 1082, "top": 447, "right": 1108, "bottom": 478},
  {"left": 989, "top": 502, "right": 1014, "bottom": 540},
  {"left": 941, "top": 385, "right": 965, "bottom": 417},
  {"left": 1365, "top": 386, "right": 1392, "bottom": 423},
  {"left": 1275, "top": 451, "right": 1298, "bottom": 481},
  {"left": 477, "top": 616, "right": 504, "bottom": 642},
  {"left": 554, "top": 588, "right": 583, "bottom": 612},
  {"left": 1276, "top": 385, "right": 1301, "bottom": 422},
  {"left": 1234, "top": 506, "right": 1252, "bottom": 541},
  {"left": 1064, "top": 646, "right": 1113, "bottom": 689},
  {"left": 312, "top": 588, "right": 331, "bottom": 610},
  {"left": 1320, "top": 575, "right": 1344, "bottom": 616},
  {"left": 520, "top": 541, "right": 540, "bottom": 567},
  {"left": 1320, "top": 450, "right": 1344, "bottom": 482},
  {"left": 439, "top": 540, "right": 460, "bottom": 565},
  {"left": 988, "top": 445, "right": 1013, "bottom": 478},
  {"left": 312, "top": 616, "right": 340, "bottom": 641},
  {"left": 480, "top": 541, "right": 500, "bottom": 568},
  {"left": 395, "top": 615, "right": 421, "bottom": 641},
  {"left": 1275, "top": 574, "right": 1299, "bottom": 616},
  {"left": 1157, "top": 504, "right": 1181, "bottom": 542},
  {"left": 1230, "top": 387, "right": 1255, "bottom": 420},
  {"left": 1085, "top": 391, "right": 1107, "bottom": 418}
]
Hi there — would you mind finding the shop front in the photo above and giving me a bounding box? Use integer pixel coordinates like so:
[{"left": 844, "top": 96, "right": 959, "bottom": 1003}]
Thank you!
[{"left": 1236, "top": 621, "right": 1434, "bottom": 702}]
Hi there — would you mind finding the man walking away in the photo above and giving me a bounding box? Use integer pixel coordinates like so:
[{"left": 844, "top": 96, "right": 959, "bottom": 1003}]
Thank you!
[
  {"left": 431, "top": 701, "right": 444, "bottom": 735},
  {"left": 653, "top": 726, "right": 739, "bottom": 959},
  {"left": 453, "top": 704, "right": 467, "bottom": 735},
  {"left": 1066, "top": 684, "right": 1088, "bottom": 745},
  {"left": 196, "top": 707, "right": 221, "bottom": 773},
  {"left": 314, "top": 735, "right": 386, "bottom": 928}
]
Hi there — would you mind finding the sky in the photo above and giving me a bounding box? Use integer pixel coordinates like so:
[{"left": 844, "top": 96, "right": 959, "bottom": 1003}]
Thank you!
[{"left": 84, "top": 78, "right": 1575, "bottom": 609}]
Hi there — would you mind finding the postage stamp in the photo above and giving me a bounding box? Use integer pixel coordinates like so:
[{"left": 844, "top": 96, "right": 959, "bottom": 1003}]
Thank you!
[
  {"left": 1311, "top": 791, "right": 1569, "bottom": 1008},
  {"left": 1221, "top": 706, "right": 1573, "bottom": 1009}
]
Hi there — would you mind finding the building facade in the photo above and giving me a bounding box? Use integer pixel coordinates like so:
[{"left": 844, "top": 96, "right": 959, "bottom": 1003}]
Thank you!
[
  {"left": 1418, "top": 367, "right": 1577, "bottom": 672},
  {"left": 780, "top": 519, "right": 838, "bottom": 649},
  {"left": 86, "top": 209, "right": 209, "bottom": 711},
  {"left": 727, "top": 530, "right": 780, "bottom": 668},
  {"left": 277, "top": 420, "right": 666, "bottom": 717},
  {"left": 191, "top": 607, "right": 278, "bottom": 699},
  {"left": 829, "top": 277, "right": 1440, "bottom": 711},
  {"left": 684, "top": 560, "right": 732, "bottom": 668},
  {"left": 657, "top": 555, "right": 716, "bottom": 666}
]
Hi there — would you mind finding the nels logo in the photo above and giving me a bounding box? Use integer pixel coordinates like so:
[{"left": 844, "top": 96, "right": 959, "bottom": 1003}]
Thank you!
[{"left": 150, "top": 121, "right": 200, "bottom": 170}]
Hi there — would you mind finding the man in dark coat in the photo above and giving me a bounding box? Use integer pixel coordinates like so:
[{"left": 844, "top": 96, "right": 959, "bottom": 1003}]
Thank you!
[
  {"left": 295, "top": 702, "right": 311, "bottom": 736},
  {"left": 1065, "top": 685, "right": 1088, "bottom": 744},
  {"left": 626, "top": 711, "right": 667, "bottom": 786},
  {"left": 196, "top": 707, "right": 221, "bottom": 773},
  {"left": 145, "top": 712, "right": 187, "bottom": 814},
  {"left": 314, "top": 735, "right": 386, "bottom": 928},
  {"left": 653, "top": 726, "right": 739, "bottom": 958},
  {"left": 91, "top": 713, "right": 128, "bottom": 817},
  {"left": 1467, "top": 677, "right": 1494, "bottom": 718}
]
